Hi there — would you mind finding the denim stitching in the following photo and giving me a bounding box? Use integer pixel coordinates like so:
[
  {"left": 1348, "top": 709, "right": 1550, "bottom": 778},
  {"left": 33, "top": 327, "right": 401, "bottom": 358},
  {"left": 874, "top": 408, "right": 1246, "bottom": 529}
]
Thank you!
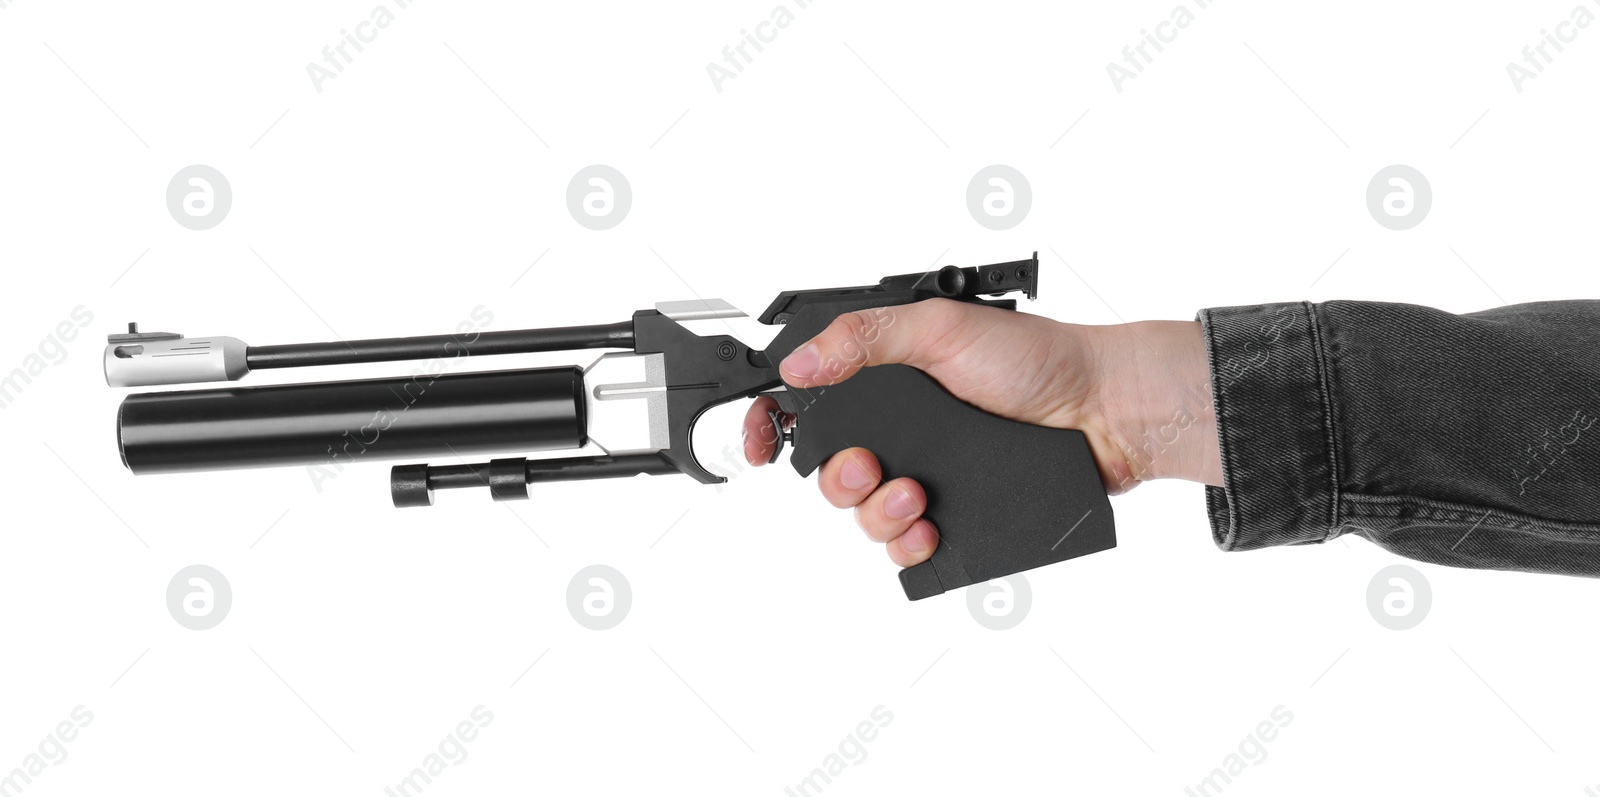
[
  {"left": 1304, "top": 302, "right": 1344, "bottom": 543},
  {"left": 1342, "top": 492, "right": 1600, "bottom": 539}
]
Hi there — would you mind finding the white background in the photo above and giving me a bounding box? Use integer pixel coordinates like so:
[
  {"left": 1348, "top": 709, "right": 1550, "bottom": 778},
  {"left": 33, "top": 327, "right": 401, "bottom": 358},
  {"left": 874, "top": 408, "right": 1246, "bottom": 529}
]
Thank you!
[{"left": 2, "top": 1, "right": 1598, "bottom": 794}]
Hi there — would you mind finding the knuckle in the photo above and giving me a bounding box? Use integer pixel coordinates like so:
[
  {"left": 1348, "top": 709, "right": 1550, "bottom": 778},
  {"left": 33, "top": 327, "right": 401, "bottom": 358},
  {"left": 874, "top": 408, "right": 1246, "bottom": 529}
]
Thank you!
[
  {"left": 918, "top": 298, "right": 965, "bottom": 330},
  {"left": 910, "top": 299, "right": 971, "bottom": 365},
  {"left": 852, "top": 505, "right": 880, "bottom": 539},
  {"left": 853, "top": 505, "right": 892, "bottom": 543},
  {"left": 916, "top": 296, "right": 948, "bottom": 315},
  {"left": 849, "top": 449, "right": 881, "bottom": 483},
  {"left": 888, "top": 541, "right": 917, "bottom": 568},
  {"left": 822, "top": 312, "right": 877, "bottom": 373},
  {"left": 889, "top": 475, "right": 922, "bottom": 499}
]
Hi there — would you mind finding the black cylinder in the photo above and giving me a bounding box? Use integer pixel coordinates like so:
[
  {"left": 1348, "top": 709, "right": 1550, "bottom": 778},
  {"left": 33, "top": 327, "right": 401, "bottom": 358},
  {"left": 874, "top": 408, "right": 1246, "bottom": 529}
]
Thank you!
[{"left": 118, "top": 367, "right": 586, "bottom": 474}]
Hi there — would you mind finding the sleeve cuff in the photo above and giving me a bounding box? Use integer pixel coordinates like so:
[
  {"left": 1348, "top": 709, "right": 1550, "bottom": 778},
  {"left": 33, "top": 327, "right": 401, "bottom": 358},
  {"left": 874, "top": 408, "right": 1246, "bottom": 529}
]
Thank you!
[{"left": 1198, "top": 301, "right": 1340, "bottom": 551}]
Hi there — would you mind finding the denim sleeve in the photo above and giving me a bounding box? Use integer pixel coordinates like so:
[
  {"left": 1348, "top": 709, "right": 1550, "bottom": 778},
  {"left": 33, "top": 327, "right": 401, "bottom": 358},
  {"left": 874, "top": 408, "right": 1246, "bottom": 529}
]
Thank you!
[{"left": 1197, "top": 299, "right": 1600, "bottom": 576}]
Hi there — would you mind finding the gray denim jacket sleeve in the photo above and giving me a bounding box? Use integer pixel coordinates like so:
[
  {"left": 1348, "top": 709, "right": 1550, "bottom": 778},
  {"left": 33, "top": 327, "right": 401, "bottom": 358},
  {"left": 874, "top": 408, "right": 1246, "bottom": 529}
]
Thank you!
[{"left": 1197, "top": 300, "right": 1600, "bottom": 576}]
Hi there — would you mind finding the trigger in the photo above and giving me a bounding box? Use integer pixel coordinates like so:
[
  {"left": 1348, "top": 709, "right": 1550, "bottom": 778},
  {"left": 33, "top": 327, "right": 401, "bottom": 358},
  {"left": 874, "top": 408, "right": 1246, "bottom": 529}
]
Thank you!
[{"left": 765, "top": 409, "right": 793, "bottom": 465}]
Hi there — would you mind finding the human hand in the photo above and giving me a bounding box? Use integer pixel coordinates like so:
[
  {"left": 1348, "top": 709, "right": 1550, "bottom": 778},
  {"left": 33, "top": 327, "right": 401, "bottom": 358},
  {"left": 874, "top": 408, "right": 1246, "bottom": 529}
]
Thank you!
[{"left": 741, "top": 298, "right": 1221, "bottom": 568}]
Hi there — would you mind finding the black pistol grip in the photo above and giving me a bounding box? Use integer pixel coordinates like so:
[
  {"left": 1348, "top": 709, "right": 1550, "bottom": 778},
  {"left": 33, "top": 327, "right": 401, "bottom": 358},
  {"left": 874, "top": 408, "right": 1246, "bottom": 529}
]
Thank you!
[{"left": 786, "top": 364, "right": 1116, "bottom": 600}]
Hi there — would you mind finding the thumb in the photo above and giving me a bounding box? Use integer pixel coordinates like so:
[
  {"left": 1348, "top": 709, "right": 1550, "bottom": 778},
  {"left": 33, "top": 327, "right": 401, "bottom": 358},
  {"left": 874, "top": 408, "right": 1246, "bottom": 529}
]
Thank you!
[{"left": 778, "top": 299, "right": 962, "bottom": 388}]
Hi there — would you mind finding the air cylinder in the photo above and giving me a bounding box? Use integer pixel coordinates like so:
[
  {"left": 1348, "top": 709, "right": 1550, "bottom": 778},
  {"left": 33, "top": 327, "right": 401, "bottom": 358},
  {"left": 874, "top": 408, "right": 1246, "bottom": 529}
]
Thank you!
[{"left": 118, "top": 367, "right": 586, "bottom": 474}]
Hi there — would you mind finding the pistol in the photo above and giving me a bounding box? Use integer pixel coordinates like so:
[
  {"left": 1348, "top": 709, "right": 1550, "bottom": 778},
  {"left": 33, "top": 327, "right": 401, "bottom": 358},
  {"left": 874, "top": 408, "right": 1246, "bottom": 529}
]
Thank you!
[{"left": 103, "top": 253, "right": 1114, "bottom": 600}]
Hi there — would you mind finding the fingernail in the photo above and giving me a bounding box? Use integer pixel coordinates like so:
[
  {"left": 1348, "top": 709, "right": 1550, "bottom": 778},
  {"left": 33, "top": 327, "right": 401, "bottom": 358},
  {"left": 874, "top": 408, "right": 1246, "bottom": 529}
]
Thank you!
[
  {"left": 885, "top": 487, "right": 918, "bottom": 519},
  {"left": 780, "top": 344, "right": 820, "bottom": 382},
  {"left": 840, "top": 458, "right": 872, "bottom": 491},
  {"left": 903, "top": 522, "right": 931, "bottom": 553}
]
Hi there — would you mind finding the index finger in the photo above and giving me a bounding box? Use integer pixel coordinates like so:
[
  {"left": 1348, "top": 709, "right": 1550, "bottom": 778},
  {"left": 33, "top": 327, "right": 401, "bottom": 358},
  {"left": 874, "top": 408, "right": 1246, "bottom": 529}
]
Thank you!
[{"left": 741, "top": 395, "right": 789, "bottom": 466}]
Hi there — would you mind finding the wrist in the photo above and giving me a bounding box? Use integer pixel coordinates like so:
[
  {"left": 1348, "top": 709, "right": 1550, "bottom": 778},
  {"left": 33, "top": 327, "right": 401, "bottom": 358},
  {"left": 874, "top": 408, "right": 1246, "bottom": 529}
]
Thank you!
[{"left": 1090, "top": 320, "right": 1222, "bottom": 491}]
